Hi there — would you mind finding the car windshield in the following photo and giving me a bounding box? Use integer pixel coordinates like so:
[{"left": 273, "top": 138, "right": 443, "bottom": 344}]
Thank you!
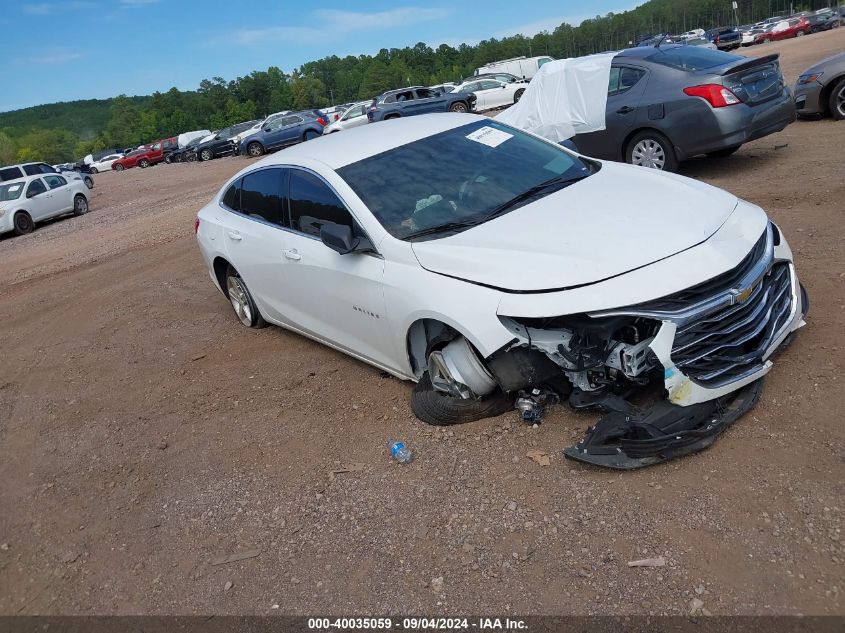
[
  {"left": 647, "top": 46, "right": 742, "bottom": 71},
  {"left": 0, "top": 182, "right": 24, "bottom": 201},
  {"left": 337, "top": 120, "right": 595, "bottom": 241}
]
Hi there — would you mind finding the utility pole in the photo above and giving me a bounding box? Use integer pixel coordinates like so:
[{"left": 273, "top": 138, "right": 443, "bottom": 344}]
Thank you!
[{"left": 329, "top": 87, "right": 334, "bottom": 106}]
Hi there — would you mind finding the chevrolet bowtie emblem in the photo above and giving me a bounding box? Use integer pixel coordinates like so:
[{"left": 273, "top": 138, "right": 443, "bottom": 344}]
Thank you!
[{"left": 731, "top": 285, "right": 753, "bottom": 305}]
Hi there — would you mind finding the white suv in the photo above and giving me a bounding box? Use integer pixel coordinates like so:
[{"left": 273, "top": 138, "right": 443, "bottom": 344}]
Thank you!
[{"left": 195, "top": 114, "right": 806, "bottom": 470}]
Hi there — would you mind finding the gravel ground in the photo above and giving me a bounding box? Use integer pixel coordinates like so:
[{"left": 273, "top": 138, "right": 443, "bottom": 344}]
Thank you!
[{"left": 0, "top": 30, "right": 842, "bottom": 617}]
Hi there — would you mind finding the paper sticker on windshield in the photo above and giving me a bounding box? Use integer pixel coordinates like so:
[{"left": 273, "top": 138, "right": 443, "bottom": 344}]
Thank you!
[
  {"left": 8, "top": 185, "right": 20, "bottom": 192},
  {"left": 466, "top": 126, "right": 513, "bottom": 148}
]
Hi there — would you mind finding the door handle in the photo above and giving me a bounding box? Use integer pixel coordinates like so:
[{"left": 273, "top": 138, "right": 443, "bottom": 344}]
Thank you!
[
  {"left": 616, "top": 105, "right": 635, "bottom": 114},
  {"left": 227, "top": 231, "right": 242, "bottom": 241},
  {"left": 283, "top": 249, "right": 301, "bottom": 261}
]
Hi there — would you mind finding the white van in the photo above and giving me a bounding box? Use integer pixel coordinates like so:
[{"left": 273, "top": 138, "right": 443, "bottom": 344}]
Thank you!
[{"left": 474, "top": 55, "right": 554, "bottom": 80}]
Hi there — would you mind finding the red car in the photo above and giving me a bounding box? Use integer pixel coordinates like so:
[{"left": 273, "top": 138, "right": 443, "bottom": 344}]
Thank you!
[
  {"left": 755, "top": 17, "right": 811, "bottom": 43},
  {"left": 111, "top": 137, "right": 177, "bottom": 171}
]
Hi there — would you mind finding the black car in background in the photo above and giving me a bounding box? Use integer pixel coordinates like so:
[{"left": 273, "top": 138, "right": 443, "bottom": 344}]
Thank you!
[{"left": 191, "top": 120, "right": 261, "bottom": 162}]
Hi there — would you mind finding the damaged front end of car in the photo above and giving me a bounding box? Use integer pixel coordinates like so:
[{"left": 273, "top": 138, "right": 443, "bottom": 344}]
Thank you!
[{"left": 422, "top": 222, "right": 807, "bottom": 469}]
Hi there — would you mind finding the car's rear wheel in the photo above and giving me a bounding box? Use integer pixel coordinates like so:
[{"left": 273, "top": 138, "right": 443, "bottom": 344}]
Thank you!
[
  {"left": 200, "top": 149, "right": 212, "bottom": 161},
  {"left": 707, "top": 145, "right": 741, "bottom": 158},
  {"left": 829, "top": 77, "right": 845, "bottom": 120},
  {"left": 626, "top": 130, "right": 678, "bottom": 172},
  {"left": 303, "top": 129, "right": 320, "bottom": 141},
  {"left": 514, "top": 88, "right": 525, "bottom": 103},
  {"left": 164, "top": 154, "right": 173, "bottom": 164},
  {"left": 139, "top": 159, "right": 149, "bottom": 168},
  {"left": 89, "top": 167, "right": 98, "bottom": 174},
  {"left": 114, "top": 164, "right": 124, "bottom": 171},
  {"left": 83, "top": 176, "right": 93, "bottom": 189},
  {"left": 72, "top": 195, "right": 88, "bottom": 216},
  {"left": 796, "top": 30, "right": 804, "bottom": 37},
  {"left": 410, "top": 372, "right": 513, "bottom": 426},
  {"left": 449, "top": 102, "right": 469, "bottom": 113},
  {"left": 225, "top": 266, "right": 266, "bottom": 329},
  {"left": 13, "top": 211, "right": 34, "bottom": 236},
  {"left": 247, "top": 142, "right": 264, "bottom": 157}
]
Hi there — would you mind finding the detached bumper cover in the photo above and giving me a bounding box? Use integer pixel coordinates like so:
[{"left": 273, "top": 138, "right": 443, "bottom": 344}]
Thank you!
[{"left": 563, "top": 379, "right": 764, "bottom": 469}]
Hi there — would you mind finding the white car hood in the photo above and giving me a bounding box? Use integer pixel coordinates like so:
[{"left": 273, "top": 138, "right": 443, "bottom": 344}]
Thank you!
[{"left": 411, "top": 162, "right": 739, "bottom": 292}]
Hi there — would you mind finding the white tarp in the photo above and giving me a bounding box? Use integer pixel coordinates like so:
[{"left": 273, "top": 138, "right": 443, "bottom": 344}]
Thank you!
[
  {"left": 178, "top": 130, "right": 211, "bottom": 148},
  {"left": 495, "top": 52, "right": 616, "bottom": 142}
]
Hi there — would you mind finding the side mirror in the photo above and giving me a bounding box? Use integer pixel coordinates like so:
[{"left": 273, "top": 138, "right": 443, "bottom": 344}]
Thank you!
[{"left": 320, "top": 222, "right": 373, "bottom": 255}]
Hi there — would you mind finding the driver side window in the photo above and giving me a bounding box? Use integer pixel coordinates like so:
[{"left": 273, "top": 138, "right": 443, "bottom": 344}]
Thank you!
[
  {"left": 27, "top": 179, "right": 47, "bottom": 197},
  {"left": 288, "top": 169, "right": 353, "bottom": 238}
]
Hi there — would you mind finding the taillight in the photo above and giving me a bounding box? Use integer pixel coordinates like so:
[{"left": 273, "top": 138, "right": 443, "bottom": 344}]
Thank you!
[
  {"left": 316, "top": 117, "right": 327, "bottom": 126},
  {"left": 715, "top": 35, "right": 720, "bottom": 43},
  {"left": 683, "top": 84, "right": 742, "bottom": 107},
  {"left": 194, "top": 217, "right": 200, "bottom": 234}
]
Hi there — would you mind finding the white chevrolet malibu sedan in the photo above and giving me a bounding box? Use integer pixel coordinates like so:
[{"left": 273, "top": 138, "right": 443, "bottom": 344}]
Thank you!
[
  {"left": 0, "top": 174, "right": 90, "bottom": 236},
  {"left": 195, "top": 114, "right": 807, "bottom": 469}
]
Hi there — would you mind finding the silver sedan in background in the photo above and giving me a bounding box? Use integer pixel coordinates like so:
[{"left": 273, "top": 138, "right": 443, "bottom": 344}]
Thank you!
[{"left": 794, "top": 51, "right": 845, "bottom": 120}]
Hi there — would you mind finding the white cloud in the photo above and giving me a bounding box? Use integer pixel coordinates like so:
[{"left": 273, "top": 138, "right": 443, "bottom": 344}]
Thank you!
[
  {"left": 233, "top": 6, "right": 450, "bottom": 45},
  {"left": 22, "top": 3, "right": 52, "bottom": 15},
  {"left": 16, "top": 51, "right": 85, "bottom": 64}
]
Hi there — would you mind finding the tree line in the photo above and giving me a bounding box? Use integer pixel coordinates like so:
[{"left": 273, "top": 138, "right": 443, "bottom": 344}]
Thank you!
[{"left": 0, "top": 0, "right": 828, "bottom": 165}]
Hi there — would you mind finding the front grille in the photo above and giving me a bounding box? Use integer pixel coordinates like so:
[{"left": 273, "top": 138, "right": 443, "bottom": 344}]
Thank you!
[{"left": 671, "top": 262, "right": 793, "bottom": 386}]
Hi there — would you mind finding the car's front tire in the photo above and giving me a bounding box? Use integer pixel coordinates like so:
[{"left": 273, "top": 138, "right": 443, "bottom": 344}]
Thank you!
[
  {"left": 449, "top": 102, "right": 469, "bottom": 113},
  {"left": 13, "top": 211, "right": 34, "bottom": 236},
  {"left": 200, "top": 149, "right": 213, "bottom": 162},
  {"left": 514, "top": 88, "right": 525, "bottom": 103},
  {"left": 72, "top": 195, "right": 88, "bottom": 216},
  {"left": 828, "top": 77, "right": 845, "bottom": 120},
  {"left": 626, "top": 130, "right": 678, "bottom": 172},
  {"left": 410, "top": 372, "right": 512, "bottom": 426},
  {"left": 89, "top": 167, "right": 98, "bottom": 174},
  {"left": 114, "top": 164, "right": 124, "bottom": 171},
  {"left": 83, "top": 176, "right": 94, "bottom": 189},
  {"left": 246, "top": 142, "right": 264, "bottom": 157},
  {"left": 225, "top": 266, "right": 266, "bottom": 329},
  {"left": 139, "top": 159, "right": 149, "bottom": 168}
]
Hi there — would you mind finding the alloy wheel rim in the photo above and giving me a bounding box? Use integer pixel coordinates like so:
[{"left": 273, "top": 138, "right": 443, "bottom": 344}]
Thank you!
[
  {"left": 837, "top": 85, "right": 845, "bottom": 117},
  {"left": 227, "top": 276, "right": 253, "bottom": 326},
  {"left": 15, "top": 215, "right": 29, "bottom": 231},
  {"left": 632, "top": 139, "right": 666, "bottom": 169},
  {"left": 249, "top": 144, "right": 261, "bottom": 157},
  {"left": 76, "top": 198, "right": 87, "bottom": 213}
]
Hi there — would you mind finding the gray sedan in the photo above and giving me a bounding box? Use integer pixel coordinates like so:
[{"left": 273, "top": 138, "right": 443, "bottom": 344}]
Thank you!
[
  {"left": 570, "top": 45, "right": 796, "bottom": 171},
  {"left": 794, "top": 51, "right": 845, "bottom": 120}
]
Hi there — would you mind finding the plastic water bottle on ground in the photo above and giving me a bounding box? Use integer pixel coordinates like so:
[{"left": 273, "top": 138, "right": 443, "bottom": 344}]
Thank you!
[{"left": 389, "top": 441, "right": 413, "bottom": 464}]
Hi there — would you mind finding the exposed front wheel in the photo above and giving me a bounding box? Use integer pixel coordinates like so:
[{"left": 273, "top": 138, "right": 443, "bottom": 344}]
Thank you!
[
  {"left": 449, "top": 102, "right": 469, "bottom": 113},
  {"left": 139, "top": 159, "right": 149, "bottom": 168},
  {"left": 13, "top": 211, "right": 34, "bottom": 236},
  {"left": 89, "top": 167, "right": 98, "bottom": 174},
  {"left": 514, "top": 88, "right": 525, "bottom": 103},
  {"left": 225, "top": 266, "right": 267, "bottom": 329},
  {"left": 247, "top": 142, "right": 264, "bottom": 157},
  {"left": 625, "top": 130, "right": 678, "bottom": 172},
  {"left": 114, "top": 164, "right": 124, "bottom": 171},
  {"left": 410, "top": 372, "right": 512, "bottom": 426},
  {"left": 200, "top": 149, "right": 213, "bottom": 161},
  {"left": 73, "top": 195, "right": 88, "bottom": 216}
]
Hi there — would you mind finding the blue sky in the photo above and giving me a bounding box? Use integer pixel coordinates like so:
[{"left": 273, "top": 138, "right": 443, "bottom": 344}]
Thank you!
[{"left": 3, "top": 0, "right": 635, "bottom": 112}]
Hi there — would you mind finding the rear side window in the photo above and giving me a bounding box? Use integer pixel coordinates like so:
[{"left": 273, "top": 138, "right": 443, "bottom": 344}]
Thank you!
[
  {"left": 281, "top": 116, "right": 302, "bottom": 126},
  {"left": 647, "top": 47, "right": 742, "bottom": 71},
  {"left": 43, "top": 175, "right": 67, "bottom": 189},
  {"left": 27, "top": 179, "right": 47, "bottom": 197},
  {"left": 0, "top": 167, "right": 23, "bottom": 181},
  {"left": 240, "top": 168, "right": 285, "bottom": 225},
  {"left": 608, "top": 67, "right": 646, "bottom": 95},
  {"left": 288, "top": 169, "right": 352, "bottom": 237},
  {"left": 222, "top": 178, "right": 241, "bottom": 211}
]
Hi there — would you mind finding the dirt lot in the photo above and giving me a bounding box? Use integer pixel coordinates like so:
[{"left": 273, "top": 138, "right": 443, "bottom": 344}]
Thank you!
[{"left": 0, "top": 31, "right": 843, "bottom": 617}]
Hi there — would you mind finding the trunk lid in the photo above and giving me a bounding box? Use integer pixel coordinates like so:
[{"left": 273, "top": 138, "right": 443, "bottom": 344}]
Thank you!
[{"left": 717, "top": 54, "right": 785, "bottom": 106}]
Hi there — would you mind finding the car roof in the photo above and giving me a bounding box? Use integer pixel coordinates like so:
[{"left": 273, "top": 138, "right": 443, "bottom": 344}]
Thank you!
[
  {"left": 0, "top": 173, "right": 50, "bottom": 185},
  {"left": 255, "top": 113, "right": 483, "bottom": 170}
]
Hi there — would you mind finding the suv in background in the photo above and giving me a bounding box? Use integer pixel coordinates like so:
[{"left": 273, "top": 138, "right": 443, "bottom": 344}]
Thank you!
[
  {"left": 0, "top": 162, "right": 94, "bottom": 190},
  {"left": 706, "top": 27, "right": 741, "bottom": 50},
  {"left": 239, "top": 111, "right": 325, "bottom": 157},
  {"left": 367, "top": 87, "right": 476, "bottom": 122}
]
